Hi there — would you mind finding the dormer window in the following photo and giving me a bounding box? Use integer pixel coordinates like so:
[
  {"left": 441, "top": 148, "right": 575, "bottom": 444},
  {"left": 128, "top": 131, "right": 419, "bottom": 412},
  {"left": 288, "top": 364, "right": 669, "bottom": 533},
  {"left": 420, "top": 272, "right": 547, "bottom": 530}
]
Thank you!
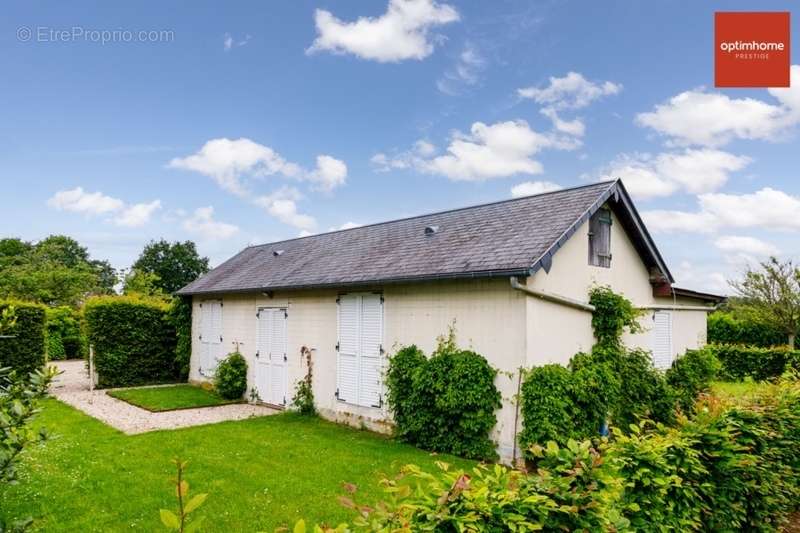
[{"left": 588, "top": 208, "right": 612, "bottom": 268}]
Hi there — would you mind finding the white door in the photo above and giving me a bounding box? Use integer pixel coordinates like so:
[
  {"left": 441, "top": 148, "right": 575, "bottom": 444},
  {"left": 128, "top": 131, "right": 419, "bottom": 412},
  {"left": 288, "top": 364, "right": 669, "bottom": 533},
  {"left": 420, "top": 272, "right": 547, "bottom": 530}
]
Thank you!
[
  {"left": 651, "top": 311, "right": 673, "bottom": 370},
  {"left": 200, "top": 300, "right": 223, "bottom": 376},
  {"left": 336, "top": 293, "right": 384, "bottom": 408},
  {"left": 256, "top": 308, "right": 288, "bottom": 406}
]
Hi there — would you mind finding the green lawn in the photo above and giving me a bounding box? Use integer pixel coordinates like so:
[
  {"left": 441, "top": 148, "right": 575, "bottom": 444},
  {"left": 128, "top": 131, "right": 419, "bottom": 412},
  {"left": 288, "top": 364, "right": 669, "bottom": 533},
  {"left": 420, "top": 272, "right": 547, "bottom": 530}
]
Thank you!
[
  {"left": 711, "top": 380, "right": 770, "bottom": 404},
  {"left": 107, "top": 384, "right": 240, "bottom": 411},
  {"left": 0, "top": 400, "right": 472, "bottom": 532}
]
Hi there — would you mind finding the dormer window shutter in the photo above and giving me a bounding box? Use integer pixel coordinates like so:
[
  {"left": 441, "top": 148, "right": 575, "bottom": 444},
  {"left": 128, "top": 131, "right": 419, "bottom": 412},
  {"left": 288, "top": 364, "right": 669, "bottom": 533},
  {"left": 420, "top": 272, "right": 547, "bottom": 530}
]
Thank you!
[{"left": 589, "top": 208, "right": 612, "bottom": 268}]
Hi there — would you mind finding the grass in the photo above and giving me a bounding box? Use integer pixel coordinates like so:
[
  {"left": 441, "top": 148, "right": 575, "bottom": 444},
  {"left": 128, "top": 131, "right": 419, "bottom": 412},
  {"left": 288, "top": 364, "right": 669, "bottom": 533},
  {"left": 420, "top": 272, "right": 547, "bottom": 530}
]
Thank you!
[
  {"left": 107, "top": 384, "right": 240, "bottom": 411},
  {"left": 0, "top": 400, "right": 472, "bottom": 532},
  {"left": 710, "top": 380, "right": 771, "bottom": 404}
]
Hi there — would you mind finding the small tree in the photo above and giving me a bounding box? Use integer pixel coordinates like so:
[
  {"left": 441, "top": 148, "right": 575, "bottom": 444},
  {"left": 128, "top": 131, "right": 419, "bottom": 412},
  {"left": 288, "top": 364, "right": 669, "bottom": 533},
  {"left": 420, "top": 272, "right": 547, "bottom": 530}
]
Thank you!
[
  {"left": 131, "top": 240, "right": 209, "bottom": 295},
  {"left": 729, "top": 257, "right": 800, "bottom": 348}
]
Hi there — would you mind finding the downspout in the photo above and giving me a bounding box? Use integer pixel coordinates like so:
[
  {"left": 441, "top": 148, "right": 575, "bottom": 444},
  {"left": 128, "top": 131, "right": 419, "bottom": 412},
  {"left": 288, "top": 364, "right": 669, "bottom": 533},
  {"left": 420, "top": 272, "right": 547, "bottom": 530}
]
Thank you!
[{"left": 510, "top": 276, "right": 595, "bottom": 313}]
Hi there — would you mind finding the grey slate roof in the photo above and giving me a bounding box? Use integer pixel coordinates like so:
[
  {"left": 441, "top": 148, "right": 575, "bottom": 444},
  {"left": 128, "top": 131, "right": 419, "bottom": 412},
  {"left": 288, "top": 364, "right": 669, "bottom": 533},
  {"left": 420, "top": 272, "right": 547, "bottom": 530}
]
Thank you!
[{"left": 177, "top": 180, "right": 673, "bottom": 295}]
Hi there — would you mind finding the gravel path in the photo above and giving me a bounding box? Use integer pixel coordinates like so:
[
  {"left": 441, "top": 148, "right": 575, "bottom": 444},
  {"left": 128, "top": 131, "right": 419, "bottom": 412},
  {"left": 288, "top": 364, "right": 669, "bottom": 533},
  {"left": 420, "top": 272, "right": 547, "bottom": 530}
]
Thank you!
[{"left": 49, "top": 360, "right": 277, "bottom": 434}]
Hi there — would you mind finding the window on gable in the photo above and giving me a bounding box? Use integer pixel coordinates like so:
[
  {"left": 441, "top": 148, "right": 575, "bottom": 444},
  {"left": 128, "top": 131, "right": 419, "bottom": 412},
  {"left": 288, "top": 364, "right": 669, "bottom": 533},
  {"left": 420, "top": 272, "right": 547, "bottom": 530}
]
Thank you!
[{"left": 588, "top": 208, "right": 612, "bottom": 268}]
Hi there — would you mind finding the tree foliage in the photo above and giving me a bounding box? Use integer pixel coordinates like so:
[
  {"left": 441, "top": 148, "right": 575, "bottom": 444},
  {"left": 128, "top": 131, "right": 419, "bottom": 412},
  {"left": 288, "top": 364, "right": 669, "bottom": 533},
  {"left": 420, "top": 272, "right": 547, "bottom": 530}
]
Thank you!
[
  {"left": 0, "top": 235, "right": 115, "bottom": 307},
  {"left": 729, "top": 257, "right": 800, "bottom": 348},
  {"left": 131, "top": 240, "right": 209, "bottom": 295}
]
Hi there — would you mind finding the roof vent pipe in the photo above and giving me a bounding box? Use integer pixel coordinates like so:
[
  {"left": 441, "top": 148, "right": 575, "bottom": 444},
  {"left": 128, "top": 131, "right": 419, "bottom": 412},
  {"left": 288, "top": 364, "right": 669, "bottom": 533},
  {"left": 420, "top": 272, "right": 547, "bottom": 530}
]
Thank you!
[
  {"left": 273, "top": 250, "right": 285, "bottom": 257},
  {"left": 424, "top": 225, "right": 439, "bottom": 235}
]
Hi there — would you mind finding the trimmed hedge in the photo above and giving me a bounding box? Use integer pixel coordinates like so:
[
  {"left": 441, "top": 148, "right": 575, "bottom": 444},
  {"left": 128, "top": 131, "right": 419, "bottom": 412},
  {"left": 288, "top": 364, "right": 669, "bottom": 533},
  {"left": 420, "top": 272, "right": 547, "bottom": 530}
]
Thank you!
[
  {"left": 705, "top": 343, "right": 800, "bottom": 381},
  {"left": 0, "top": 300, "right": 46, "bottom": 374},
  {"left": 708, "top": 312, "right": 787, "bottom": 347},
  {"left": 167, "top": 296, "right": 192, "bottom": 380},
  {"left": 386, "top": 331, "right": 501, "bottom": 461},
  {"left": 84, "top": 295, "right": 177, "bottom": 387}
]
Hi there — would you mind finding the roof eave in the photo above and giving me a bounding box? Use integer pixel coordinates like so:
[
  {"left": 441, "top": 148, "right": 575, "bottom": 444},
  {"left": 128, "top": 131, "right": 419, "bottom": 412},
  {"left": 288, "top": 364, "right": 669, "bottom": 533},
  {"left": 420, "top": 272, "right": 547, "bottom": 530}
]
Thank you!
[{"left": 175, "top": 267, "right": 532, "bottom": 296}]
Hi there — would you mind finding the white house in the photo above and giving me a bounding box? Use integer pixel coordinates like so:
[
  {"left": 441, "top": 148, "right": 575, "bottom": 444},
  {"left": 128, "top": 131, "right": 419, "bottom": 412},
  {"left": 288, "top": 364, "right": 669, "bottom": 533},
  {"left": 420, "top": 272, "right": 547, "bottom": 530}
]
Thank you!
[{"left": 177, "top": 180, "right": 722, "bottom": 461}]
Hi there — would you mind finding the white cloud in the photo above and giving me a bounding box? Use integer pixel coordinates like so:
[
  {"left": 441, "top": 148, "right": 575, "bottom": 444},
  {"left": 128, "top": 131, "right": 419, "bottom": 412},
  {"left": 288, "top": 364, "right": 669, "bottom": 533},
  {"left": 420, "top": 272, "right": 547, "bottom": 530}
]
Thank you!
[
  {"left": 714, "top": 235, "right": 779, "bottom": 257},
  {"left": 253, "top": 188, "right": 316, "bottom": 231},
  {"left": 371, "top": 139, "right": 436, "bottom": 172},
  {"left": 636, "top": 65, "right": 800, "bottom": 147},
  {"left": 224, "top": 33, "right": 251, "bottom": 51},
  {"left": 601, "top": 149, "right": 751, "bottom": 199},
  {"left": 169, "top": 138, "right": 346, "bottom": 194},
  {"left": 510, "top": 181, "right": 562, "bottom": 198},
  {"left": 437, "top": 43, "right": 486, "bottom": 95},
  {"left": 182, "top": 206, "right": 239, "bottom": 240},
  {"left": 673, "top": 260, "right": 730, "bottom": 294},
  {"left": 641, "top": 210, "right": 717, "bottom": 234},
  {"left": 643, "top": 187, "right": 800, "bottom": 234},
  {"left": 169, "top": 138, "right": 301, "bottom": 195},
  {"left": 47, "top": 187, "right": 124, "bottom": 215},
  {"left": 47, "top": 187, "right": 160, "bottom": 227},
  {"left": 540, "top": 107, "right": 585, "bottom": 137},
  {"left": 373, "top": 120, "right": 578, "bottom": 180},
  {"left": 421, "top": 120, "right": 556, "bottom": 180},
  {"left": 518, "top": 72, "right": 622, "bottom": 110},
  {"left": 518, "top": 72, "right": 620, "bottom": 140},
  {"left": 306, "top": 0, "right": 459, "bottom": 63},
  {"left": 309, "top": 155, "right": 348, "bottom": 192},
  {"left": 115, "top": 200, "right": 161, "bottom": 228},
  {"left": 170, "top": 138, "right": 349, "bottom": 230}
]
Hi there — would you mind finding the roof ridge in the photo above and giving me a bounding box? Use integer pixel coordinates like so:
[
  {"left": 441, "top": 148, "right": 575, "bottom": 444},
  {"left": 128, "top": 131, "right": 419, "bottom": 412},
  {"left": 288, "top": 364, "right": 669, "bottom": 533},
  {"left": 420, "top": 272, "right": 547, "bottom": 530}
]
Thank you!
[{"left": 246, "top": 180, "right": 618, "bottom": 250}]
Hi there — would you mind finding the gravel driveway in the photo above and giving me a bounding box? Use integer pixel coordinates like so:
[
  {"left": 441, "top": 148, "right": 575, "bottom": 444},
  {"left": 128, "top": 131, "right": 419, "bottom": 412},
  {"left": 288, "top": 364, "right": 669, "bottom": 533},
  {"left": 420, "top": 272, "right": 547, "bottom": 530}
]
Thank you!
[{"left": 49, "top": 360, "right": 277, "bottom": 434}]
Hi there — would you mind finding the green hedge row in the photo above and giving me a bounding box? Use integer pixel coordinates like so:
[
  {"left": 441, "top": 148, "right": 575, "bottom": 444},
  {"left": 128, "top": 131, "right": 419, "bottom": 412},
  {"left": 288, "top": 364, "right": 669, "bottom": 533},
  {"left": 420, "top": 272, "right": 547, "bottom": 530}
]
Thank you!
[
  {"left": 386, "top": 330, "right": 501, "bottom": 461},
  {"left": 0, "top": 300, "right": 46, "bottom": 374},
  {"left": 84, "top": 295, "right": 177, "bottom": 387},
  {"left": 321, "top": 378, "right": 800, "bottom": 532},
  {"left": 703, "top": 343, "right": 800, "bottom": 381},
  {"left": 708, "top": 312, "right": 787, "bottom": 347}
]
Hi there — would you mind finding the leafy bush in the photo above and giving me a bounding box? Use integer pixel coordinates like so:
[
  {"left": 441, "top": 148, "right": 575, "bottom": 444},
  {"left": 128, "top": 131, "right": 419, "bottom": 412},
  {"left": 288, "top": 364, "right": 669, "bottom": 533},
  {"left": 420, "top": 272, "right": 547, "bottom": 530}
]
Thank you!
[
  {"left": 385, "top": 329, "right": 501, "bottom": 460},
  {"left": 0, "top": 300, "right": 46, "bottom": 374},
  {"left": 519, "top": 364, "right": 577, "bottom": 448},
  {"left": 314, "top": 378, "right": 800, "bottom": 532},
  {"left": 167, "top": 297, "right": 192, "bottom": 380},
  {"left": 45, "top": 306, "right": 85, "bottom": 360},
  {"left": 708, "top": 311, "right": 787, "bottom": 347},
  {"left": 706, "top": 343, "right": 800, "bottom": 381},
  {"left": 1, "top": 365, "right": 57, "bottom": 483},
  {"left": 385, "top": 345, "right": 427, "bottom": 442},
  {"left": 569, "top": 351, "right": 620, "bottom": 436},
  {"left": 608, "top": 347, "right": 676, "bottom": 427},
  {"left": 666, "top": 348, "right": 721, "bottom": 412},
  {"left": 291, "top": 347, "right": 315, "bottom": 415},
  {"left": 84, "top": 295, "right": 177, "bottom": 387},
  {"left": 46, "top": 329, "right": 66, "bottom": 360},
  {"left": 344, "top": 440, "right": 627, "bottom": 532},
  {"left": 213, "top": 352, "right": 247, "bottom": 400}
]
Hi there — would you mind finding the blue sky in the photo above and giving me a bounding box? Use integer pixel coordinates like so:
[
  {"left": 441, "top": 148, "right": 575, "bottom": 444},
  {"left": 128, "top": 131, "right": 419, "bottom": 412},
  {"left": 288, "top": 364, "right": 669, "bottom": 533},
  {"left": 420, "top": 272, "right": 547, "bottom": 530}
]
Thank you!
[{"left": 2, "top": 1, "right": 798, "bottom": 293}]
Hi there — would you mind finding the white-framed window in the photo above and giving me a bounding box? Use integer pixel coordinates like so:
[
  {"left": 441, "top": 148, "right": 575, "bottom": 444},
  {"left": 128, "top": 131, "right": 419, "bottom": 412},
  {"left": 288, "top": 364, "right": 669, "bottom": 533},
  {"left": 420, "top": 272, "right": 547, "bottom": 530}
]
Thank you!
[
  {"left": 588, "top": 208, "right": 612, "bottom": 268},
  {"left": 651, "top": 311, "right": 673, "bottom": 370},
  {"left": 199, "top": 299, "right": 223, "bottom": 375},
  {"left": 336, "top": 292, "right": 384, "bottom": 408}
]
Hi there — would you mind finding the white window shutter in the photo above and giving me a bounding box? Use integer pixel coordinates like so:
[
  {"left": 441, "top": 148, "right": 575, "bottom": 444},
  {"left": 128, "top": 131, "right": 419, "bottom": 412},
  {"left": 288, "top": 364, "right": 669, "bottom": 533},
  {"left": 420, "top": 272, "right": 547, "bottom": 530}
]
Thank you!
[
  {"left": 652, "top": 311, "right": 673, "bottom": 370},
  {"left": 359, "top": 294, "right": 384, "bottom": 407},
  {"left": 337, "top": 295, "right": 359, "bottom": 403}
]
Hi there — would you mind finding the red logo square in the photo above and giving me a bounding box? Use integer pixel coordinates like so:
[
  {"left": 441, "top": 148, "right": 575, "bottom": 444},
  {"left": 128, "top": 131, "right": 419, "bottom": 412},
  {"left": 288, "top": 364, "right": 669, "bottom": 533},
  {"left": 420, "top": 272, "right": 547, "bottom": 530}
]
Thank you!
[{"left": 715, "top": 12, "right": 790, "bottom": 88}]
